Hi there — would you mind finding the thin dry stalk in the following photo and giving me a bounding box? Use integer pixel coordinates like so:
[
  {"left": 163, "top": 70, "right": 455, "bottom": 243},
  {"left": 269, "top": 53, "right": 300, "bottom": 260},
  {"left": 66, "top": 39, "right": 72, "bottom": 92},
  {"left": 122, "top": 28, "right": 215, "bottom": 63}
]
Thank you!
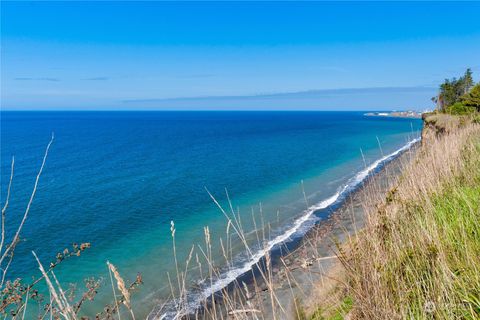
[
  {"left": 107, "top": 261, "right": 135, "bottom": 320},
  {"left": 0, "top": 156, "right": 14, "bottom": 256},
  {"left": 1, "top": 134, "right": 54, "bottom": 268},
  {"left": 32, "top": 250, "right": 76, "bottom": 320},
  {"left": 108, "top": 261, "right": 121, "bottom": 320}
]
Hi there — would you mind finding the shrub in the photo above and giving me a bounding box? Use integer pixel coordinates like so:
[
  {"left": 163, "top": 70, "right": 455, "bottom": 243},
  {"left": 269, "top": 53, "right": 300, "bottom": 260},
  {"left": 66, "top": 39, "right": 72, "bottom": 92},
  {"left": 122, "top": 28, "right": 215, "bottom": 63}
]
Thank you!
[
  {"left": 462, "top": 83, "right": 480, "bottom": 112},
  {"left": 445, "top": 102, "right": 476, "bottom": 115}
]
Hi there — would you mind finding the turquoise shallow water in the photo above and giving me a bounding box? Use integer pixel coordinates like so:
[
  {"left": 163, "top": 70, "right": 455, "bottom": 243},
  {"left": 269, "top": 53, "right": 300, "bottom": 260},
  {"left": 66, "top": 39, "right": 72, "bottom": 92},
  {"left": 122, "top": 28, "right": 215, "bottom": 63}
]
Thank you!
[{"left": 0, "top": 111, "right": 422, "bottom": 317}]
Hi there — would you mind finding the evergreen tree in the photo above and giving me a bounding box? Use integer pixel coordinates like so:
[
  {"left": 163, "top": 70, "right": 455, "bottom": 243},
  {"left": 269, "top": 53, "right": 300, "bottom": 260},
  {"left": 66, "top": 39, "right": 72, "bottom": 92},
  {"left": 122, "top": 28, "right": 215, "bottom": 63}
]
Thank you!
[
  {"left": 462, "top": 83, "right": 480, "bottom": 112},
  {"left": 463, "top": 68, "right": 474, "bottom": 94},
  {"left": 437, "top": 68, "right": 475, "bottom": 111},
  {"left": 439, "top": 78, "right": 459, "bottom": 109}
]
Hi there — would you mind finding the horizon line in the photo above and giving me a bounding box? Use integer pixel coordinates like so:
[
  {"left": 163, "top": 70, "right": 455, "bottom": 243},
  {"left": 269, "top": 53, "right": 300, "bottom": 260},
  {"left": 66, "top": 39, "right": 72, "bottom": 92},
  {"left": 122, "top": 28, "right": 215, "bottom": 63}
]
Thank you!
[{"left": 0, "top": 109, "right": 425, "bottom": 112}]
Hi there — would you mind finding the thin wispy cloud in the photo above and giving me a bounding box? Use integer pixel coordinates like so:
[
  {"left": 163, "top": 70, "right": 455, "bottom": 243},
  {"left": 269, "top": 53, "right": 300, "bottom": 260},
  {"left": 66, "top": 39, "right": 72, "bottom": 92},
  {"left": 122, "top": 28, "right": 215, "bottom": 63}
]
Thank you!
[
  {"left": 14, "top": 77, "right": 60, "bottom": 82},
  {"left": 122, "top": 86, "right": 436, "bottom": 103}
]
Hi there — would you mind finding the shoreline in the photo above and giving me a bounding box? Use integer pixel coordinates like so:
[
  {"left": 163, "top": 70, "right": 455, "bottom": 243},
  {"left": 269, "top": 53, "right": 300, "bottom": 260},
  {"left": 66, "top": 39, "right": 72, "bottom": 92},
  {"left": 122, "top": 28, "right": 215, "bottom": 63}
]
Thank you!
[
  {"left": 229, "top": 139, "right": 418, "bottom": 319},
  {"left": 263, "top": 141, "right": 418, "bottom": 317},
  {"left": 150, "top": 138, "right": 420, "bottom": 319}
]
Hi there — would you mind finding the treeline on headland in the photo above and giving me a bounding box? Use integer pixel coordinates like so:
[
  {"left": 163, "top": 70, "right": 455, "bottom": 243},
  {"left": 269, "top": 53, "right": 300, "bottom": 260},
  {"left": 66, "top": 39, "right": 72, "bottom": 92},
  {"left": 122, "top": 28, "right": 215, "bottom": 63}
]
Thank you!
[{"left": 432, "top": 68, "right": 480, "bottom": 116}]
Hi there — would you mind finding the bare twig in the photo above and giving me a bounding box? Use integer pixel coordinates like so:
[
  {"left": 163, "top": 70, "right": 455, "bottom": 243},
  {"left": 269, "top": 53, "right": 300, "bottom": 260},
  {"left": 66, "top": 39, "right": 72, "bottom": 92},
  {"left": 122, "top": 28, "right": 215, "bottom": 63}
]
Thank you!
[
  {"left": 1, "top": 134, "right": 54, "bottom": 267},
  {"left": 0, "top": 156, "right": 14, "bottom": 256}
]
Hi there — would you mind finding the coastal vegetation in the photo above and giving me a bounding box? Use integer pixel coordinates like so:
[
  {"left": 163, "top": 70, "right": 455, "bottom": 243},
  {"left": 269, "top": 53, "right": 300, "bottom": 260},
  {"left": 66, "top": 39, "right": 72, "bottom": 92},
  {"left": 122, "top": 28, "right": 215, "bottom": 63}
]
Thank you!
[
  {"left": 433, "top": 68, "right": 480, "bottom": 115},
  {"left": 335, "top": 120, "right": 480, "bottom": 319},
  {"left": 305, "top": 72, "right": 480, "bottom": 320}
]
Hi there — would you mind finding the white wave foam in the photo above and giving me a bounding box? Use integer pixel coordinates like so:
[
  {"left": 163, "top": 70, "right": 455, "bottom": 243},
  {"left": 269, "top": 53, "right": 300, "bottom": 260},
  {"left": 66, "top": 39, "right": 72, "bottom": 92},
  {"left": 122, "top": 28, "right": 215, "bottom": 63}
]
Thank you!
[
  {"left": 352, "top": 137, "right": 420, "bottom": 184},
  {"left": 152, "top": 137, "right": 420, "bottom": 319}
]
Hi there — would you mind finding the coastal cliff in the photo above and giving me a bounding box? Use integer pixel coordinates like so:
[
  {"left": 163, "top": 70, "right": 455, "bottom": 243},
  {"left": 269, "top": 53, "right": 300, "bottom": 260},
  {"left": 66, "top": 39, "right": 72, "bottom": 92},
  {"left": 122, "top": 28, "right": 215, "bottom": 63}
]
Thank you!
[
  {"left": 421, "top": 112, "right": 461, "bottom": 144},
  {"left": 301, "top": 115, "right": 480, "bottom": 320}
]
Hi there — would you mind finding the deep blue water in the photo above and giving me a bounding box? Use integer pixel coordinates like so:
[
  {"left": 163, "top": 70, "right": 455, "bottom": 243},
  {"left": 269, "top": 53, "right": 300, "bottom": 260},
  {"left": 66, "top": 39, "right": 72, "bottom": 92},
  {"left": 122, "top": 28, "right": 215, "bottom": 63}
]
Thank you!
[{"left": 0, "top": 111, "right": 421, "bottom": 317}]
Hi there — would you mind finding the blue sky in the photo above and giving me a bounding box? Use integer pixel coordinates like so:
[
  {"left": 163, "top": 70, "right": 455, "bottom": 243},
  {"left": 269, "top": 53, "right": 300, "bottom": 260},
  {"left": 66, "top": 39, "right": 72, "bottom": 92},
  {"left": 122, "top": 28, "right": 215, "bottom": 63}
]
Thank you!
[{"left": 1, "top": 1, "right": 480, "bottom": 110}]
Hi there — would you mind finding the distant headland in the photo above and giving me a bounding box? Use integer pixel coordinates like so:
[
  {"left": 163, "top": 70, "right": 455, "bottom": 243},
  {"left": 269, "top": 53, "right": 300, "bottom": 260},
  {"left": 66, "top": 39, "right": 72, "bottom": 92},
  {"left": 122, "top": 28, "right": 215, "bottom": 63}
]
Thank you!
[{"left": 364, "top": 110, "right": 423, "bottom": 119}]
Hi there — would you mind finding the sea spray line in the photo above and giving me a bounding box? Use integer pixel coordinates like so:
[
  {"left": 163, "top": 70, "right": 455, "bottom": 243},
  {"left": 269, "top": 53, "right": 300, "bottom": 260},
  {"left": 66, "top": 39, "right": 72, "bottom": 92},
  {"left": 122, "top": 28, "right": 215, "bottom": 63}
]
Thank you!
[
  {"left": 352, "top": 137, "right": 420, "bottom": 184},
  {"left": 152, "top": 137, "right": 420, "bottom": 320}
]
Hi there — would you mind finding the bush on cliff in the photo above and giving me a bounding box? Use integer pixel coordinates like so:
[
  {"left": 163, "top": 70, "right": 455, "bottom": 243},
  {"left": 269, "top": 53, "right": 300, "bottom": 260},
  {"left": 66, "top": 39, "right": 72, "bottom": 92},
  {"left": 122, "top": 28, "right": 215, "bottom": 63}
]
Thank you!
[
  {"left": 445, "top": 102, "right": 477, "bottom": 115},
  {"left": 462, "top": 83, "right": 480, "bottom": 112}
]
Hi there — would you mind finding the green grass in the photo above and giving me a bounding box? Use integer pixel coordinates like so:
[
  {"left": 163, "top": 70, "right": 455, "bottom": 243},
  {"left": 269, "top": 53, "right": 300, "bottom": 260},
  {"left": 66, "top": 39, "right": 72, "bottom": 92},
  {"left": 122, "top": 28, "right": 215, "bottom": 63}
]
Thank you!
[
  {"left": 309, "top": 296, "right": 353, "bottom": 320},
  {"left": 429, "top": 179, "right": 480, "bottom": 317},
  {"left": 394, "top": 177, "right": 480, "bottom": 318},
  {"left": 378, "top": 136, "right": 480, "bottom": 319}
]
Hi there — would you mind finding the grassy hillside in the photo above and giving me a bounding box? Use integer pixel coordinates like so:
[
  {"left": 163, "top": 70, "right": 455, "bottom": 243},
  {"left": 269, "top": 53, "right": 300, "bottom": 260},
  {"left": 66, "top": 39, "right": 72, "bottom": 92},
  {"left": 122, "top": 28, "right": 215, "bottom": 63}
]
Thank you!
[{"left": 311, "top": 120, "right": 480, "bottom": 319}]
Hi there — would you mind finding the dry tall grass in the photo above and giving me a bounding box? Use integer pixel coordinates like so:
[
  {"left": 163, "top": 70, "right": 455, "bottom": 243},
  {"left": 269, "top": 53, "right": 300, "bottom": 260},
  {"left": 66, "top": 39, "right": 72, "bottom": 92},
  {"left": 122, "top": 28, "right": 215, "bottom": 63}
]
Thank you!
[{"left": 339, "top": 123, "right": 480, "bottom": 319}]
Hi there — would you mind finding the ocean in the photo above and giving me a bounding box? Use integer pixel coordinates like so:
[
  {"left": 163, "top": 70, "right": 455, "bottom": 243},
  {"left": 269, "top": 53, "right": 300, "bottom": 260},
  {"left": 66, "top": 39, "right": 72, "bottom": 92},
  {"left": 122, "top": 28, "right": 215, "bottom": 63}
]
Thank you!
[{"left": 0, "top": 111, "right": 422, "bottom": 318}]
